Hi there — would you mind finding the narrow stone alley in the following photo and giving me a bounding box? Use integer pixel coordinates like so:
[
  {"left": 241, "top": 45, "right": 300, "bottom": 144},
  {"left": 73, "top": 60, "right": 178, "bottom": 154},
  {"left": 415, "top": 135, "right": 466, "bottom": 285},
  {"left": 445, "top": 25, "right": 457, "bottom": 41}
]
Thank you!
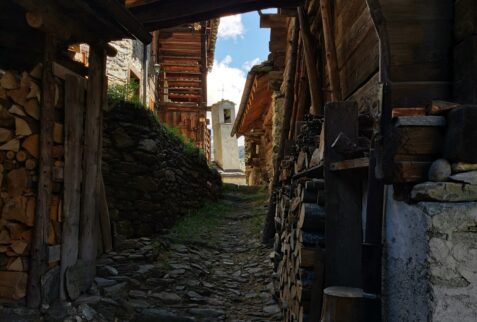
[{"left": 34, "top": 186, "right": 281, "bottom": 322}]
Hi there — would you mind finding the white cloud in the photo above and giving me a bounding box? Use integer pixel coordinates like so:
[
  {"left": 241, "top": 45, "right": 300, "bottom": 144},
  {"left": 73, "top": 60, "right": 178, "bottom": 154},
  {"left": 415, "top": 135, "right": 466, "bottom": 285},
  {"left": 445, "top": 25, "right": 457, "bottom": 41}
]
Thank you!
[
  {"left": 207, "top": 55, "right": 246, "bottom": 107},
  {"left": 218, "top": 15, "right": 245, "bottom": 40},
  {"left": 242, "top": 58, "right": 262, "bottom": 71}
]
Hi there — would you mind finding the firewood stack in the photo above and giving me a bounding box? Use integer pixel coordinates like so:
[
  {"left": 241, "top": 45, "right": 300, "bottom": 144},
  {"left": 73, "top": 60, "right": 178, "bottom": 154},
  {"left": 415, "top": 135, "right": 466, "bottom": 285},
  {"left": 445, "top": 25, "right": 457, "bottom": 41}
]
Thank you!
[
  {"left": 273, "top": 177, "right": 326, "bottom": 321},
  {"left": 0, "top": 66, "right": 64, "bottom": 301},
  {"left": 271, "top": 113, "right": 327, "bottom": 321}
]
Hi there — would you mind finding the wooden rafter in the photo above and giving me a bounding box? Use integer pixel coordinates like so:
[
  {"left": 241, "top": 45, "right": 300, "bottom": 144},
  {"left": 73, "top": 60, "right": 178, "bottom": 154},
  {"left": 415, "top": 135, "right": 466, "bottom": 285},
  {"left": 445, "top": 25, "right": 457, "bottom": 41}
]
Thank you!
[{"left": 128, "top": 0, "right": 304, "bottom": 30}]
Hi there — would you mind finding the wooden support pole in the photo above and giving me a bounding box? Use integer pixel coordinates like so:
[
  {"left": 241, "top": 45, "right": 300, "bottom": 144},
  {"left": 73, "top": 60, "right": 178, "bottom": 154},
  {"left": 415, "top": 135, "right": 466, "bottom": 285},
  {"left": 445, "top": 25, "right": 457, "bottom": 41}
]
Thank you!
[
  {"left": 27, "top": 33, "right": 56, "bottom": 308},
  {"left": 320, "top": 0, "right": 342, "bottom": 101},
  {"left": 297, "top": 6, "right": 322, "bottom": 116},
  {"left": 324, "top": 102, "right": 362, "bottom": 287},
  {"left": 79, "top": 44, "right": 105, "bottom": 286},
  {"left": 60, "top": 74, "right": 85, "bottom": 300},
  {"left": 263, "top": 18, "right": 300, "bottom": 243}
]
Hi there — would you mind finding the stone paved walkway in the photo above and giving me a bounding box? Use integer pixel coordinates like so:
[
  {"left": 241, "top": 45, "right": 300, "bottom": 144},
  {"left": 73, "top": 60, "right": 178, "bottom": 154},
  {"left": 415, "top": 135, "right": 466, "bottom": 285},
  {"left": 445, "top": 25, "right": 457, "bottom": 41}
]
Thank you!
[{"left": 54, "top": 187, "right": 281, "bottom": 322}]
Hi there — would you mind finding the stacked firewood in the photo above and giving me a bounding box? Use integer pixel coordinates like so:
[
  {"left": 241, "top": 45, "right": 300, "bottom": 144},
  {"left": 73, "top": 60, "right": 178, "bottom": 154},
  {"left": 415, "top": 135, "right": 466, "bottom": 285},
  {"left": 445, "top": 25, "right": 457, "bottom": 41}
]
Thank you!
[
  {"left": 293, "top": 115, "right": 322, "bottom": 174},
  {"left": 273, "top": 177, "right": 326, "bottom": 321},
  {"left": 0, "top": 66, "right": 64, "bottom": 300}
]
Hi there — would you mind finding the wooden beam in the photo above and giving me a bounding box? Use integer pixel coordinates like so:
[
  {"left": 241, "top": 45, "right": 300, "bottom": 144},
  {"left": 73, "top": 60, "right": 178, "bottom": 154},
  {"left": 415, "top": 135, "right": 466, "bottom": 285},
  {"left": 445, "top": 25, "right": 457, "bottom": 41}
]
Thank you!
[
  {"left": 263, "top": 19, "right": 300, "bottom": 243},
  {"left": 60, "top": 74, "right": 85, "bottom": 300},
  {"left": 260, "top": 13, "right": 287, "bottom": 28},
  {"left": 320, "top": 0, "right": 342, "bottom": 101},
  {"left": 79, "top": 45, "right": 105, "bottom": 286},
  {"left": 94, "top": 0, "right": 152, "bottom": 44},
  {"left": 297, "top": 6, "right": 322, "bottom": 116},
  {"left": 131, "top": 0, "right": 304, "bottom": 30},
  {"left": 27, "top": 33, "right": 56, "bottom": 308}
]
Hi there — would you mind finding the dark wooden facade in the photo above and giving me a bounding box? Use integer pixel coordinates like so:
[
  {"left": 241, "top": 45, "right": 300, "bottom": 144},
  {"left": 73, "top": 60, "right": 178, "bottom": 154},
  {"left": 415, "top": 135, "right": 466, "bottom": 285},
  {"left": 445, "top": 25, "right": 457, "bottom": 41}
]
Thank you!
[{"left": 154, "top": 21, "right": 218, "bottom": 159}]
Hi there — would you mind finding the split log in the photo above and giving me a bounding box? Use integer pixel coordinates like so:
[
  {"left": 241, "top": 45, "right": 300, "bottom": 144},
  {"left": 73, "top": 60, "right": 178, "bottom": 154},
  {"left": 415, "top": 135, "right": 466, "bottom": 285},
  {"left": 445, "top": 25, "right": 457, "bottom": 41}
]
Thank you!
[
  {"left": 22, "top": 134, "right": 39, "bottom": 158},
  {"left": 9, "top": 105, "right": 26, "bottom": 116},
  {"left": 7, "top": 168, "right": 28, "bottom": 197},
  {"left": 27, "top": 82, "right": 40, "bottom": 101},
  {"left": 0, "top": 139, "right": 20, "bottom": 152},
  {"left": 11, "top": 240, "right": 28, "bottom": 255},
  {"left": 30, "top": 64, "right": 43, "bottom": 80},
  {"left": 3, "top": 197, "right": 35, "bottom": 227},
  {"left": 0, "top": 129, "right": 13, "bottom": 143},
  {"left": 0, "top": 71, "right": 19, "bottom": 90},
  {"left": 7, "top": 257, "right": 28, "bottom": 272},
  {"left": 15, "top": 117, "right": 33, "bottom": 137},
  {"left": 6, "top": 222, "right": 28, "bottom": 240},
  {"left": 25, "top": 99, "right": 40, "bottom": 120},
  {"left": 0, "top": 271, "right": 28, "bottom": 300},
  {"left": 7, "top": 87, "right": 29, "bottom": 106}
]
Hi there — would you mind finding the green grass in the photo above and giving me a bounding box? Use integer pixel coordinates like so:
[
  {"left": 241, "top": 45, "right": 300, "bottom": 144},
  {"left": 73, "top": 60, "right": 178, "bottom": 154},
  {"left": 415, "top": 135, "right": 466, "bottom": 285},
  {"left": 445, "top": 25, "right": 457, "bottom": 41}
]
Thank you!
[{"left": 166, "top": 200, "right": 232, "bottom": 245}]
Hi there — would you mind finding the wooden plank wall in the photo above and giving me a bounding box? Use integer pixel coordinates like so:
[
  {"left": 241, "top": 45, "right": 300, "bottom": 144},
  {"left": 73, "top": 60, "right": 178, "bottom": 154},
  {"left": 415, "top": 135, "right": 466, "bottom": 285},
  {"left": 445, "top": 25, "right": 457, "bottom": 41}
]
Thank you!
[
  {"left": 454, "top": 0, "right": 477, "bottom": 103},
  {"left": 380, "top": 0, "right": 454, "bottom": 106},
  {"left": 333, "top": 0, "right": 379, "bottom": 100}
]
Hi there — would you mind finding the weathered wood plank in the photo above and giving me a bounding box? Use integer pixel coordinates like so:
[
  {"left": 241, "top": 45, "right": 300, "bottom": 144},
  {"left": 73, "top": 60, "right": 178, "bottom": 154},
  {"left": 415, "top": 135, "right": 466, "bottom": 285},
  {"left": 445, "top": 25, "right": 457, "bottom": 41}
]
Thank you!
[
  {"left": 79, "top": 45, "right": 104, "bottom": 286},
  {"left": 27, "top": 33, "right": 56, "bottom": 308},
  {"left": 324, "top": 101, "right": 362, "bottom": 288},
  {"left": 60, "top": 74, "right": 85, "bottom": 300}
]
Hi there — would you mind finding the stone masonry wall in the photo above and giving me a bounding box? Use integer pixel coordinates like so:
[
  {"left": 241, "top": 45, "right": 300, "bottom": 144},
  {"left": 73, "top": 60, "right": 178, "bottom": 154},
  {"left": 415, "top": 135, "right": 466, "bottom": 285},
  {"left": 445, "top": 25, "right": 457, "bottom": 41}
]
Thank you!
[
  {"left": 384, "top": 187, "right": 477, "bottom": 322},
  {"left": 102, "top": 102, "right": 222, "bottom": 237}
]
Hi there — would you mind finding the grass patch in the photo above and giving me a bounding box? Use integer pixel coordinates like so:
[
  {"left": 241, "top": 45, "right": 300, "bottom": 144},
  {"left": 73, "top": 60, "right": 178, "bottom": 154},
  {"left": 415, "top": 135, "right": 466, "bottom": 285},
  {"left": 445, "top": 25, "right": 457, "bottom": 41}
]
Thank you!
[{"left": 166, "top": 200, "right": 232, "bottom": 245}]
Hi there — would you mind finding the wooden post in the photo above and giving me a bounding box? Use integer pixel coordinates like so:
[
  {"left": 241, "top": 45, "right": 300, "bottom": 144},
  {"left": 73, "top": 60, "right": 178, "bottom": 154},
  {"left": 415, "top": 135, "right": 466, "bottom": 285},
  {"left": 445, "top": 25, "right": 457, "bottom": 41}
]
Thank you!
[
  {"left": 297, "top": 6, "right": 322, "bottom": 116},
  {"left": 324, "top": 102, "right": 362, "bottom": 287},
  {"left": 320, "top": 0, "right": 342, "bottom": 101},
  {"left": 60, "top": 75, "right": 85, "bottom": 300},
  {"left": 99, "top": 175, "right": 113, "bottom": 252},
  {"left": 79, "top": 44, "right": 105, "bottom": 286},
  {"left": 27, "top": 33, "right": 56, "bottom": 308},
  {"left": 263, "top": 19, "right": 299, "bottom": 243}
]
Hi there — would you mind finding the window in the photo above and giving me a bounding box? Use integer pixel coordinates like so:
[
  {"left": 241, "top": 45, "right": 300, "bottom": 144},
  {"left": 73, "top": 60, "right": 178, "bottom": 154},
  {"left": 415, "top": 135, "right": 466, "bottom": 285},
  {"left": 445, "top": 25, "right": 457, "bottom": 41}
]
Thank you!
[{"left": 223, "top": 108, "right": 232, "bottom": 124}]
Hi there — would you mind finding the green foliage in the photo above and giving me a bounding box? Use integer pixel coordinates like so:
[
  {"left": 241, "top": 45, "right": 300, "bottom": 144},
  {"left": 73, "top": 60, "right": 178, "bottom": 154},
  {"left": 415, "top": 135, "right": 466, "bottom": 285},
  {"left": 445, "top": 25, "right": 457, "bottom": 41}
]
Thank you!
[
  {"left": 166, "top": 201, "right": 232, "bottom": 245},
  {"left": 108, "top": 80, "right": 141, "bottom": 106},
  {"left": 162, "top": 124, "right": 203, "bottom": 156}
]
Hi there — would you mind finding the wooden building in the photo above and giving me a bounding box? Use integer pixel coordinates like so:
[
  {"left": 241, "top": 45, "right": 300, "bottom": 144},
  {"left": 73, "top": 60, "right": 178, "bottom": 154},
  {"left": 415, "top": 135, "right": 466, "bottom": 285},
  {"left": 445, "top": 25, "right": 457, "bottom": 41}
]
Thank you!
[
  {"left": 0, "top": 0, "right": 152, "bottom": 308},
  {"left": 233, "top": 62, "right": 276, "bottom": 186},
  {"left": 0, "top": 0, "right": 303, "bottom": 309},
  {"left": 154, "top": 21, "right": 219, "bottom": 159},
  {"left": 232, "top": 1, "right": 477, "bottom": 321}
]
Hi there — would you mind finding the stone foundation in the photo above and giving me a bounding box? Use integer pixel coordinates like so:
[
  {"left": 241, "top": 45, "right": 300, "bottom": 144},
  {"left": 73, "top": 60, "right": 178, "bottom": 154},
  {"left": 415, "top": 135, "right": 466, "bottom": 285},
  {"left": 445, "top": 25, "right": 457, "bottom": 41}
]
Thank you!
[
  {"left": 102, "top": 102, "right": 221, "bottom": 237},
  {"left": 384, "top": 187, "right": 477, "bottom": 322}
]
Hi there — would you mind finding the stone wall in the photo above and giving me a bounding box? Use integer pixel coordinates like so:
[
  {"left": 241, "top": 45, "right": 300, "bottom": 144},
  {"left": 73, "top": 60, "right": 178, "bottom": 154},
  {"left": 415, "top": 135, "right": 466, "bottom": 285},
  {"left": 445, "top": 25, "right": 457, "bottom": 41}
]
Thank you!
[
  {"left": 102, "top": 102, "right": 222, "bottom": 237},
  {"left": 107, "top": 40, "right": 156, "bottom": 109},
  {"left": 384, "top": 187, "right": 477, "bottom": 322}
]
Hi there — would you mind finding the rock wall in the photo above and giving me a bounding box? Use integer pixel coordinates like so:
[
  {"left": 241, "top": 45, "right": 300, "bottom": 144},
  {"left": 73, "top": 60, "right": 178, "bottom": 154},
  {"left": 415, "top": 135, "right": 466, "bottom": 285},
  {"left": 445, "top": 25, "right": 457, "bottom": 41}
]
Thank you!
[
  {"left": 102, "top": 102, "right": 222, "bottom": 237},
  {"left": 384, "top": 187, "right": 477, "bottom": 322},
  {"left": 107, "top": 40, "right": 156, "bottom": 110}
]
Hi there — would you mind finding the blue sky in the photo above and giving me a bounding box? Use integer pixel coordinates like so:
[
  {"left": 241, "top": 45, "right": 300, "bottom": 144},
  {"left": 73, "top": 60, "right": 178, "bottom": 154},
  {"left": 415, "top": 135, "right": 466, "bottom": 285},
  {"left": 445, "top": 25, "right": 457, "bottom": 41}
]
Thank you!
[
  {"left": 214, "top": 12, "right": 270, "bottom": 70},
  {"left": 207, "top": 12, "right": 271, "bottom": 106}
]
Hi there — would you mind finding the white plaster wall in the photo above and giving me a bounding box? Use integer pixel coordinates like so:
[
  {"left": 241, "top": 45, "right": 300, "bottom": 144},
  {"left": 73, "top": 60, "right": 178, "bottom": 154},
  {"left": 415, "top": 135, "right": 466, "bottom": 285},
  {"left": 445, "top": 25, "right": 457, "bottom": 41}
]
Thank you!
[
  {"left": 211, "top": 100, "right": 241, "bottom": 170},
  {"left": 384, "top": 186, "right": 477, "bottom": 322}
]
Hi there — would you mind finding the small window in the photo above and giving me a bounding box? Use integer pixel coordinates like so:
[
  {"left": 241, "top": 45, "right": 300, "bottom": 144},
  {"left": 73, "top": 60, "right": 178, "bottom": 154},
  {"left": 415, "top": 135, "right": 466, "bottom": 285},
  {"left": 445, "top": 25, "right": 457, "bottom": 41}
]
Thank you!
[{"left": 223, "top": 109, "right": 232, "bottom": 124}]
